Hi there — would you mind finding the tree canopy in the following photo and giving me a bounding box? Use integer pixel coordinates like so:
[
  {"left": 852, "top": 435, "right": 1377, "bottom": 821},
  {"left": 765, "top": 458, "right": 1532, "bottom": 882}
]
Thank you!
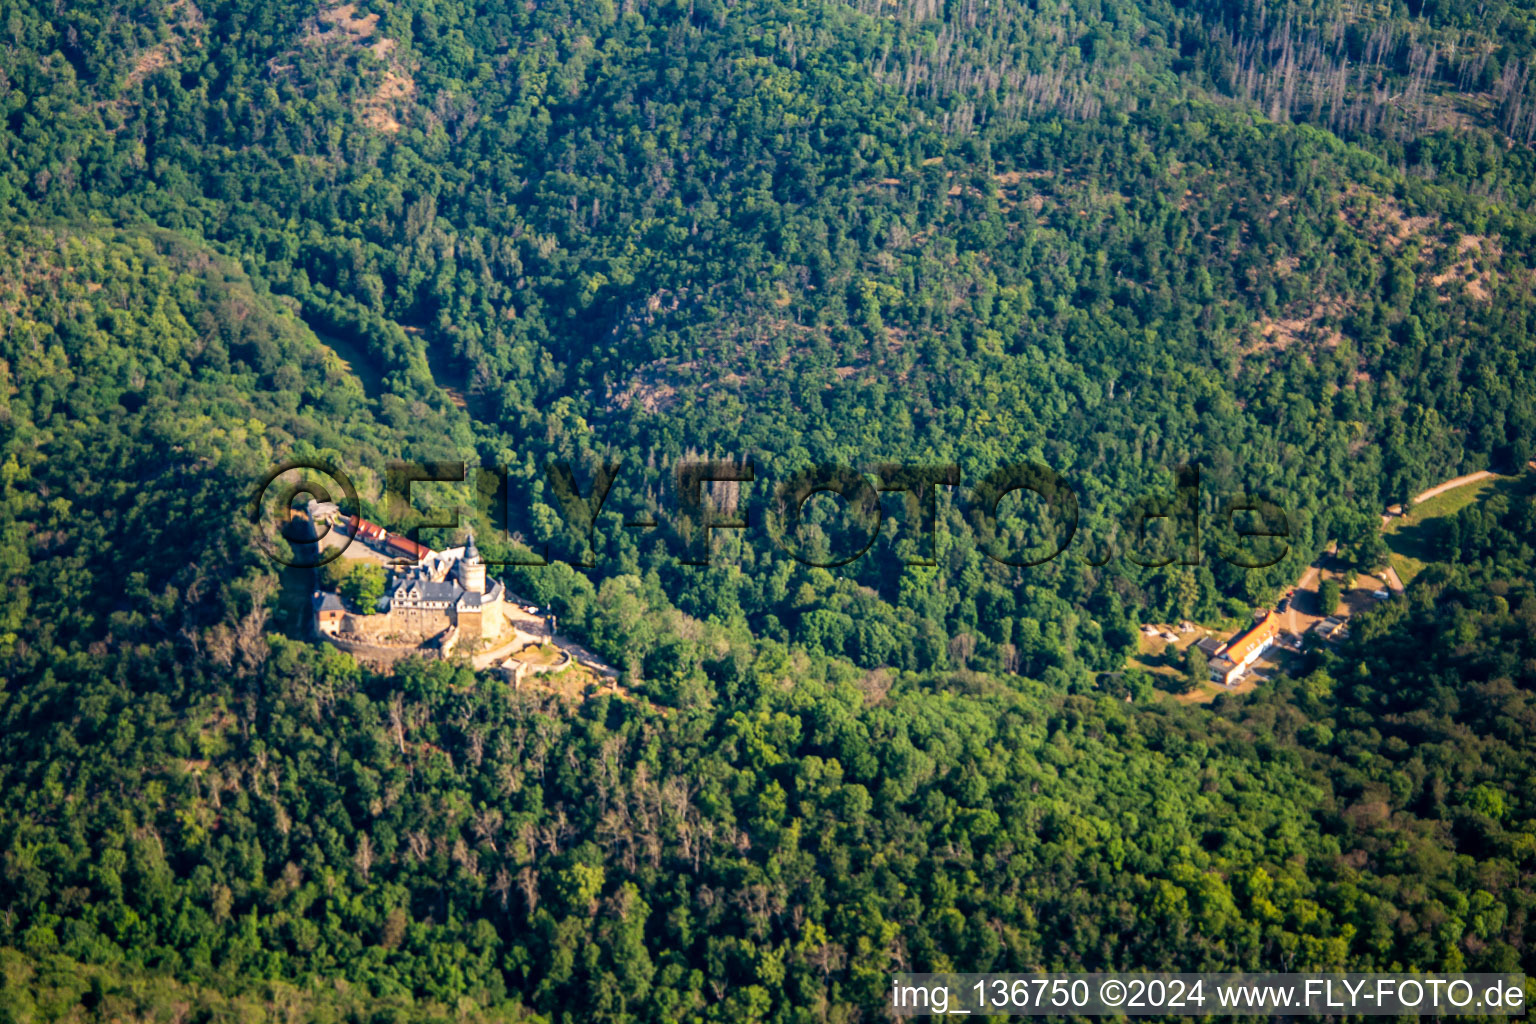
[{"left": 2, "top": 0, "right": 1536, "bottom": 1017}]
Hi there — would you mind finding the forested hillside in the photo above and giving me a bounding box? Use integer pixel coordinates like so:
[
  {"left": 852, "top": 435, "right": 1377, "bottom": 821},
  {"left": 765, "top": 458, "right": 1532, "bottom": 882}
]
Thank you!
[{"left": 2, "top": 0, "right": 1536, "bottom": 1018}]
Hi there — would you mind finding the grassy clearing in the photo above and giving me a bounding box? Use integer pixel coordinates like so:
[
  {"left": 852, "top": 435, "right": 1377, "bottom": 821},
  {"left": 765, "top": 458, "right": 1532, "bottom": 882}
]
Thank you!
[
  {"left": 1384, "top": 474, "right": 1512, "bottom": 583},
  {"left": 311, "top": 328, "right": 386, "bottom": 398},
  {"left": 422, "top": 341, "right": 470, "bottom": 409},
  {"left": 1129, "top": 625, "right": 1231, "bottom": 703}
]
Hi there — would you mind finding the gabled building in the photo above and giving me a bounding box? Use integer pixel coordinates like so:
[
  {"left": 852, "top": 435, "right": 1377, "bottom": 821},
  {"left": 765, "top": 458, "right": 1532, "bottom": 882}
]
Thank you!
[
  {"left": 385, "top": 533, "right": 433, "bottom": 562},
  {"left": 1209, "top": 611, "right": 1281, "bottom": 686},
  {"left": 1195, "top": 636, "right": 1226, "bottom": 659},
  {"left": 313, "top": 590, "right": 346, "bottom": 634},
  {"left": 1312, "top": 616, "right": 1349, "bottom": 643}
]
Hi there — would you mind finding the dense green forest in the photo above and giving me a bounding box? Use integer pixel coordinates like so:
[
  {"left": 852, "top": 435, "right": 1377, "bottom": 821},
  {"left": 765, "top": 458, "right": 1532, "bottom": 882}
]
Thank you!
[{"left": 2, "top": 0, "right": 1536, "bottom": 1018}]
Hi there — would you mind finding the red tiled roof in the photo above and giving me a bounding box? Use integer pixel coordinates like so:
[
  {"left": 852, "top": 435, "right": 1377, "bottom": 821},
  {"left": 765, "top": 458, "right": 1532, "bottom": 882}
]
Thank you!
[
  {"left": 385, "top": 534, "right": 432, "bottom": 559},
  {"left": 1225, "top": 611, "right": 1280, "bottom": 665},
  {"left": 351, "top": 518, "right": 387, "bottom": 540}
]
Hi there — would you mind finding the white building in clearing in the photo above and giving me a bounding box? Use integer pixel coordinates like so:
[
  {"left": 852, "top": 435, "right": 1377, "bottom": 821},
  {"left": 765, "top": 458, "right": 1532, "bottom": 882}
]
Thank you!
[{"left": 1208, "top": 611, "right": 1282, "bottom": 687}]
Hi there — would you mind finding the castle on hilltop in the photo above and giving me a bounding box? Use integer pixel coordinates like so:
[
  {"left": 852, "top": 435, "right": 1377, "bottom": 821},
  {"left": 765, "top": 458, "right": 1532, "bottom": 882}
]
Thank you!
[{"left": 314, "top": 529, "right": 509, "bottom": 647}]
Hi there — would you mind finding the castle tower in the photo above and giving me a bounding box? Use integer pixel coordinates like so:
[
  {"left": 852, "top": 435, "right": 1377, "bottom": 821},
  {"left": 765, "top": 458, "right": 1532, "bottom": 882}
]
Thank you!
[{"left": 458, "top": 530, "right": 487, "bottom": 594}]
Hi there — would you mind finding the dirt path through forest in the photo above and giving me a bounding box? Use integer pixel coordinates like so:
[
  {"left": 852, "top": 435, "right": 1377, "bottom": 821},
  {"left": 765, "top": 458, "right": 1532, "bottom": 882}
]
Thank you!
[{"left": 1410, "top": 470, "right": 1496, "bottom": 505}]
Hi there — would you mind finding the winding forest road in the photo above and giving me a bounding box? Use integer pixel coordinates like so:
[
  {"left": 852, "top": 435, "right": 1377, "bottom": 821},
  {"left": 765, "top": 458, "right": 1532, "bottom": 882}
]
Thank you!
[
  {"left": 1288, "top": 564, "right": 1320, "bottom": 635},
  {"left": 1410, "top": 470, "right": 1497, "bottom": 506}
]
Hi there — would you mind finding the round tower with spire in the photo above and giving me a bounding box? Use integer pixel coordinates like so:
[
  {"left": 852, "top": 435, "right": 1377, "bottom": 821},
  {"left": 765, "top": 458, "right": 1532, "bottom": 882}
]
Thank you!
[{"left": 457, "top": 530, "right": 487, "bottom": 593}]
